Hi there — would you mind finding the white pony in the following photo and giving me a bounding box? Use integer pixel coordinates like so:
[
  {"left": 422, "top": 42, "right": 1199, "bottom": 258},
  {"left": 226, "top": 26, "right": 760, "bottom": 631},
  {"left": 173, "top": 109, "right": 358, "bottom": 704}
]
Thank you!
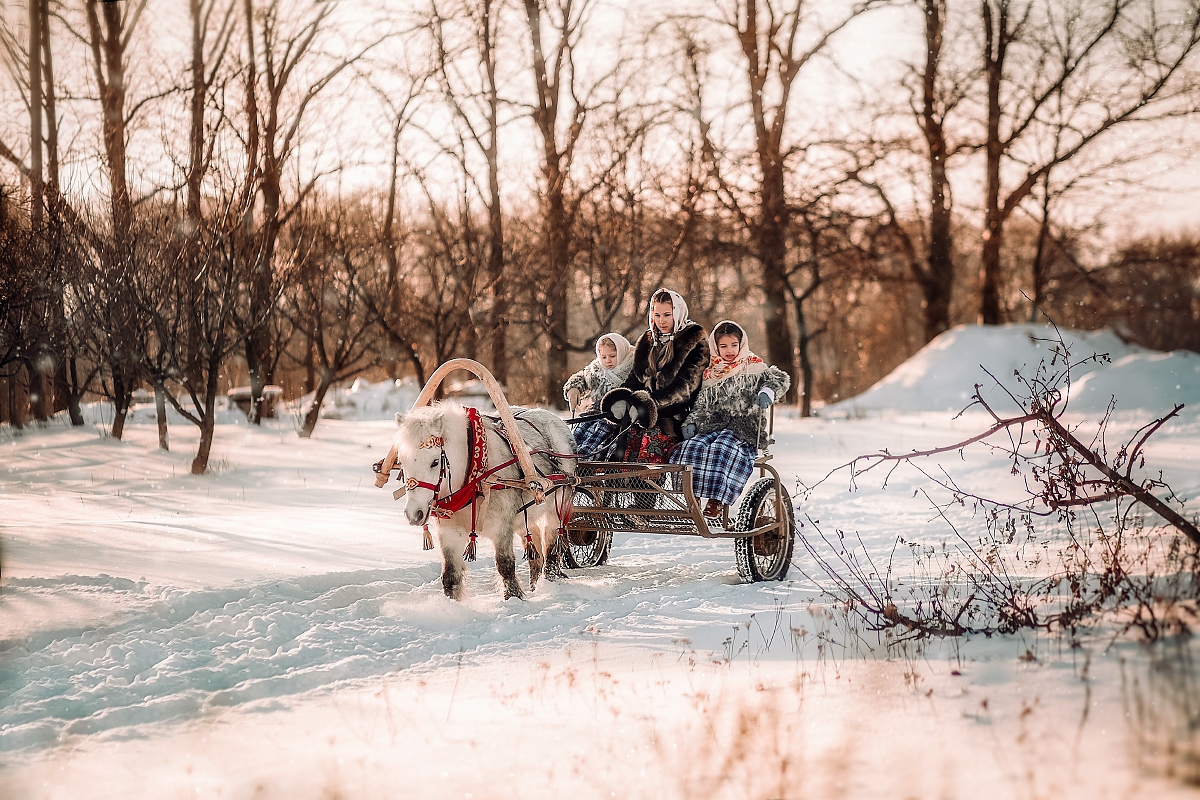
[{"left": 391, "top": 403, "right": 576, "bottom": 600}]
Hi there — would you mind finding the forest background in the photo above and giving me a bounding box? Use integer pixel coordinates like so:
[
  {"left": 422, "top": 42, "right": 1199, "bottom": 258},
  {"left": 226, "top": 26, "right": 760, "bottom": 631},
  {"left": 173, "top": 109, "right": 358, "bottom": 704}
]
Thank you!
[{"left": 2, "top": 0, "right": 1198, "bottom": 473}]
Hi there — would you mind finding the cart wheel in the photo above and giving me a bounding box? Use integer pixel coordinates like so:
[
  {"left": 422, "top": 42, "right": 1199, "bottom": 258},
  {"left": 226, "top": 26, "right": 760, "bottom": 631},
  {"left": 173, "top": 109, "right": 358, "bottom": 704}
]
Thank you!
[
  {"left": 563, "top": 487, "right": 612, "bottom": 569},
  {"left": 733, "top": 477, "right": 795, "bottom": 582}
]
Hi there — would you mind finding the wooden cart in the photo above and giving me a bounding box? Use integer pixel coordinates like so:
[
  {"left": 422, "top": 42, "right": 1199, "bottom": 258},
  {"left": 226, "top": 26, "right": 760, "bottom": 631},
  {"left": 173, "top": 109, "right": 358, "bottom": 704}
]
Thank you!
[
  {"left": 562, "top": 429, "right": 795, "bottom": 582},
  {"left": 376, "top": 359, "right": 796, "bottom": 583}
]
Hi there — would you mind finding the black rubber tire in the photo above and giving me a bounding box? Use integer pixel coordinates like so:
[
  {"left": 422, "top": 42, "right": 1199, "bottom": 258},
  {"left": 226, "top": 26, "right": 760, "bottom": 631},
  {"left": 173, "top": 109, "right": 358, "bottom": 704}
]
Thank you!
[
  {"left": 733, "top": 477, "right": 795, "bottom": 582},
  {"left": 563, "top": 487, "right": 612, "bottom": 569}
]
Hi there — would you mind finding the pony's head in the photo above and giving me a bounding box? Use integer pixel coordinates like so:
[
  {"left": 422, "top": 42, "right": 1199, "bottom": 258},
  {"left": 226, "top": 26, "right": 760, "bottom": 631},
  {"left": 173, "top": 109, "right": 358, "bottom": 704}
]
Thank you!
[{"left": 391, "top": 404, "right": 465, "bottom": 527}]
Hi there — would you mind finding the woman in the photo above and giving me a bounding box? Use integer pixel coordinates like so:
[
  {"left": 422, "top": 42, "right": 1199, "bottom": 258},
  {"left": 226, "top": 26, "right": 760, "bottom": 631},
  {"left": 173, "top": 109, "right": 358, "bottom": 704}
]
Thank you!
[
  {"left": 599, "top": 288, "right": 709, "bottom": 463},
  {"left": 673, "top": 320, "right": 790, "bottom": 517}
]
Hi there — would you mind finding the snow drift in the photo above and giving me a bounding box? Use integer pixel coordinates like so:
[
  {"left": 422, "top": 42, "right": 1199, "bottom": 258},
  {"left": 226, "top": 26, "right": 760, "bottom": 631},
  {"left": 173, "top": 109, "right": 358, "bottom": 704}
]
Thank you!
[{"left": 826, "top": 323, "right": 1200, "bottom": 416}]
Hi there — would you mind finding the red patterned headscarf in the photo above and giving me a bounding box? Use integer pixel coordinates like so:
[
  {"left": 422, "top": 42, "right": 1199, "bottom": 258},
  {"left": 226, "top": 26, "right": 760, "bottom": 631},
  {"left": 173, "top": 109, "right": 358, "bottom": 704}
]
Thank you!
[{"left": 703, "top": 320, "right": 766, "bottom": 386}]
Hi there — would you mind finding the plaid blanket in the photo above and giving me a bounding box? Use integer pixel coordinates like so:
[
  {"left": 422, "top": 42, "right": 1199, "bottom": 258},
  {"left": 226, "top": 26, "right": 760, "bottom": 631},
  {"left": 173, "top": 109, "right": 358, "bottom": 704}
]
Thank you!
[
  {"left": 573, "top": 418, "right": 620, "bottom": 458},
  {"left": 671, "top": 429, "right": 755, "bottom": 506},
  {"left": 573, "top": 419, "right": 679, "bottom": 464}
]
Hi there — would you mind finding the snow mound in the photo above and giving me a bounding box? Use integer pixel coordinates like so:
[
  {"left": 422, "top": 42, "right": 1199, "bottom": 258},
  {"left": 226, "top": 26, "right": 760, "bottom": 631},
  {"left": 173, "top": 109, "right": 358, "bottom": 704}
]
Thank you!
[
  {"left": 1069, "top": 350, "right": 1200, "bottom": 413},
  {"left": 313, "top": 377, "right": 421, "bottom": 421},
  {"left": 827, "top": 324, "right": 1200, "bottom": 416}
]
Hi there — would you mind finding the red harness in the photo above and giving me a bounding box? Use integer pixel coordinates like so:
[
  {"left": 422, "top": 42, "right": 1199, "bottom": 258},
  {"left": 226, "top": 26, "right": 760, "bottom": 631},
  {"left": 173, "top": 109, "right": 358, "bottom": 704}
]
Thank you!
[{"left": 405, "top": 407, "right": 576, "bottom": 561}]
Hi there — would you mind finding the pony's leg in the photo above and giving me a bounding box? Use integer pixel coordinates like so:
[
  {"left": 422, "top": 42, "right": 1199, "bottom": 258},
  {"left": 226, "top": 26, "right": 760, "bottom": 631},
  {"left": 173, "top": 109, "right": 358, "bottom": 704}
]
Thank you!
[
  {"left": 437, "top": 526, "right": 468, "bottom": 600},
  {"left": 491, "top": 528, "right": 524, "bottom": 601},
  {"left": 527, "top": 524, "right": 545, "bottom": 591},
  {"left": 535, "top": 507, "right": 566, "bottom": 583}
]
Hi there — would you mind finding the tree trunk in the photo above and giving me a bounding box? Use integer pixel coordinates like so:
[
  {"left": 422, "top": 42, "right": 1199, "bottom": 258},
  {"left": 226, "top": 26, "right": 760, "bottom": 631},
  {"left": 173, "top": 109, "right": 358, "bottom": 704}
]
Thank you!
[
  {"left": 1029, "top": 170, "right": 1052, "bottom": 322},
  {"left": 54, "top": 357, "right": 85, "bottom": 426},
  {"left": 110, "top": 370, "right": 131, "bottom": 440},
  {"left": 28, "top": 357, "right": 50, "bottom": 422},
  {"left": 921, "top": 0, "right": 954, "bottom": 341},
  {"left": 483, "top": 0, "right": 507, "bottom": 388},
  {"left": 794, "top": 300, "right": 815, "bottom": 418},
  {"left": 8, "top": 368, "right": 26, "bottom": 430},
  {"left": 522, "top": 0, "right": 573, "bottom": 408},
  {"left": 489, "top": 234, "right": 508, "bottom": 388},
  {"left": 95, "top": 1, "right": 132, "bottom": 243},
  {"left": 980, "top": 0, "right": 1006, "bottom": 325},
  {"left": 28, "top": 0, "right": 43, "bottom": 232},
  {"left": 191, "top": 358, "right": 221, "bottom": 474},
  {"left": 187, "top": 0, "right": 205, "bottom": 224},
  {"left": 543, "top": 161, "right": 570, "bottom": 408},
  {"left": 981, "top": 220, "right": 1004, "bottom": 324},
  {"left": 240, "top": 0, "right": 272, "bottom": 427},
  {"left": 304, "top": 335, "right": 316, "bottom": 394},
  {"left": 759, "top": 170, "right": 796, "bottom": 403},
  {"left": 40, "top": 0, "right": 60, "bottom": 223},
  {"left": 380, "top": 114, "right": 425, "bottom": 386},
  {"left": 298, "top": 378, "right": 330, "bottom": 439},
  {"left": 153, "top": 380, "right": 169, "bottom": 451},
  {"left": 245, "top": 148, "right": 282, "bottom": 425}
]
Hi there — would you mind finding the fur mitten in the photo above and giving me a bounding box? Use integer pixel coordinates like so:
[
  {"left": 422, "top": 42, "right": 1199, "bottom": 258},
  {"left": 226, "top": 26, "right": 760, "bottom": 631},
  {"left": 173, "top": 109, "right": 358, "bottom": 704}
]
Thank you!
[
  {"left": 601, "top": 388, "right": 635, "bottom": 422},
  {"left": 628, "top": 390, "right": 657, "bottom": 429}
]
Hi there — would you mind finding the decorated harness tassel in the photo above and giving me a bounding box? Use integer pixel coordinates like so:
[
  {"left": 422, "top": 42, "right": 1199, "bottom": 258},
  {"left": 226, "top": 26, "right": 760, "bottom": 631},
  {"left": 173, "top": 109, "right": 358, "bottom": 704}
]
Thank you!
[
  {"left": 422, "top": 524, "right": 434, "bottom": 551},
  {"left": 464, "top": 531, "right": 478, "bottom": 562},
  {"left": 555, "top": 526, "right": 569, "bottom": 555},
  {"left": 524, "top": 532, "right": 540, "bottom": 563}
]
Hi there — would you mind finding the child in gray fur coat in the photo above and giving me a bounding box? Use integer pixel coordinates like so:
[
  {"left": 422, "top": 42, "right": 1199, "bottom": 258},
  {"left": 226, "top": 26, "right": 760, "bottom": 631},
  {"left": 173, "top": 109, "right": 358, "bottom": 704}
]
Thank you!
[
  {"left": 563, "top": 333, "right": 634, "bottom": 413},
  {"left": 564, "top": 333, "right": 634, "bottom": 454},
  {"left": 672, "top": 320, "right": 790, "bottom": 518}
]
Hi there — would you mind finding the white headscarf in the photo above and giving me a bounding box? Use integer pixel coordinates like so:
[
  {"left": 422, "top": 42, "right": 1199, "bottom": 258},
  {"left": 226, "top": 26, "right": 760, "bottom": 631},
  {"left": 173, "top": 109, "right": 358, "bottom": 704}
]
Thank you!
[
  {"left": 647, "top": 288, "right": 691, "bottom": 344},
  {"left": 594, "top": 332, "right": 632, "bottom": 384},
  {"left": 703, "top": 320, "right": 766, "bottom": 386}
]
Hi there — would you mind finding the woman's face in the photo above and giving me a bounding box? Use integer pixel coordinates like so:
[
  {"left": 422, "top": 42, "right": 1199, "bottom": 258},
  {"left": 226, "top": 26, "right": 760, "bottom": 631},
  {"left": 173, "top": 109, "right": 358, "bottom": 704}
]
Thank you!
[
  {"left": 598, "top": 342, "right": 618, "bottom": 369},
  {"left": 716, "top": 334, "right": 741, "bottom": 363},
  {"left": 651, "top": 301, "right": 675, "bottom": 334}
]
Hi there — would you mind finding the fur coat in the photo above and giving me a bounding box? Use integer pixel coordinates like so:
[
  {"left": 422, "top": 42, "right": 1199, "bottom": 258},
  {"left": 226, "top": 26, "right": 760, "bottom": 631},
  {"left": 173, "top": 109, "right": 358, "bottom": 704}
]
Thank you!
[
  {"left": 563, "top": 357, "right": 634, "bottom": 410},
  {"left": 685, "top": 366, "right": 791, "bottom": 447},
  {"left": 617, "top": 322, "right": 709, "bottom": 439}
]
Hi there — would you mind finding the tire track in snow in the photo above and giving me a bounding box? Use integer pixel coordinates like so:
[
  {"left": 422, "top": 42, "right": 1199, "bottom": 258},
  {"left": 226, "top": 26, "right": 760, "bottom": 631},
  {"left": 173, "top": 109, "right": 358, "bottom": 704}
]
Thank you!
[{"left": 0, "top": 542, "right": 817, "bottom": 754}]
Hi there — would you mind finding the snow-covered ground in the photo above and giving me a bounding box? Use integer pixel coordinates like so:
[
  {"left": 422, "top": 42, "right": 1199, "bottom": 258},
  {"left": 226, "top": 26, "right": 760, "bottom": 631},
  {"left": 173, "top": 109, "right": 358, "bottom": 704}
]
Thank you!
[{"left": 2, "top": 325, "right": 1199, "bottom": 799}]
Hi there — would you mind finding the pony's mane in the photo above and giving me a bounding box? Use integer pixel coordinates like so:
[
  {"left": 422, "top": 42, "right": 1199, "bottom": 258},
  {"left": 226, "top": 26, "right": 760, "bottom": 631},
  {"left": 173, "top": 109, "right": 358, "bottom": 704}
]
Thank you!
[{"left": 393, "top": 402, "right": 467, "bottom": 460}]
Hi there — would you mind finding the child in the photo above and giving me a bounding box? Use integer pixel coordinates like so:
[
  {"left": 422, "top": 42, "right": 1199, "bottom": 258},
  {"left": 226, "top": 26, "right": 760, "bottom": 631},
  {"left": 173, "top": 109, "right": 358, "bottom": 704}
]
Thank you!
[
  {"left": 563, "top": 333, "right": 633, "bottom": 413},
  {"left": 599, "top": 289, "right": 709, "bottom": 463},
  {"left": 672, "top": 320, "right": 790, "bottom": 517},
  {"left": 565, "top": 334, "right": 633, "bottom": 456}
]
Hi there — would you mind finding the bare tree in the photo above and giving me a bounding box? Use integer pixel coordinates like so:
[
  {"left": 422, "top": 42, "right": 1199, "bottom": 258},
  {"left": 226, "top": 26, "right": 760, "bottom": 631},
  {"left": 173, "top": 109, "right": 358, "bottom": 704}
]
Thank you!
[
  {"left": 695, "top": 0, "right": 888, "bottom": 403},
  {"left": 903, "top": 0, "right": 969, "bottom": 341},
  {"left": 74, "top": 0, "right": 151, "bottom": 437},
  {"left": 359, "top": 67, "right": 427, "bottom": 385},
  {"left": 237, "top": 0, "right": 381, "bottom": 422},
  {"left": 798, "top": 328, "right": 1199, "bottom": 640},
  {"left": 405, "top": 167, "right": 495, "bottom": 368},
  {"left": 520, "top": 0, "right": 600, "bottom": 405},
  {"left": 429, "top": 0, "right": 512, "bottom": 385},
  {"left": 163, "top": 220, "right": 246, "bottom": 475},
  {"left": 976, "top": 0, "right": 1200, "bottom": 323},
  {"left": 0, "top": 0, "right": 89, "bottom": 424},
  {"left": 282, "top": 201, "right": 382, "bottom": 438}
]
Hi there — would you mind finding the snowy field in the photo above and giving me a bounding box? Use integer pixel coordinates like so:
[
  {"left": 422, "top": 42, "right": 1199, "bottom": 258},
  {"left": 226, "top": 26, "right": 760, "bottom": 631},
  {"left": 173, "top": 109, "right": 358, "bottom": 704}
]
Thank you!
[{"left": 2, "top": 325, "right": 1200, "bottom": 799}]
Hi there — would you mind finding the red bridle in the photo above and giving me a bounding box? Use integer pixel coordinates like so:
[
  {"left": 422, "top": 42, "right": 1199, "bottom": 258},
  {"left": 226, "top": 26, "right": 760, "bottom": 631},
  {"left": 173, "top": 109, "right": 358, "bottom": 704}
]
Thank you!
[{"left": 404, "top": 451, "right": 448, "bottom": 498}]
